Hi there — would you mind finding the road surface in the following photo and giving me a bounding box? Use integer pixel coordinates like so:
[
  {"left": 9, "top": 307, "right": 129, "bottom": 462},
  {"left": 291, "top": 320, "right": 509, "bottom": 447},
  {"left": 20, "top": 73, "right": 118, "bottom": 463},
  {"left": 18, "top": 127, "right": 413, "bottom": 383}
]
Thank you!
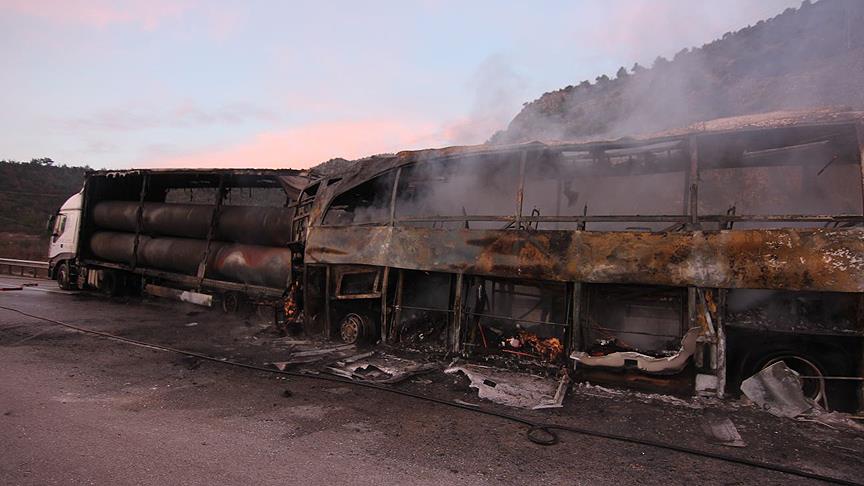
[{"left": 0, "top": 275, "right": 862, "bottom": 485}]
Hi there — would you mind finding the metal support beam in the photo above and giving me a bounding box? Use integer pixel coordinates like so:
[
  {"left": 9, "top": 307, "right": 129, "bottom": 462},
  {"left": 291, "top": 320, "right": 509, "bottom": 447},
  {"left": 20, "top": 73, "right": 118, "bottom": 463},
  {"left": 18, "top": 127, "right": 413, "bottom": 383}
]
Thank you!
[
  {"left": 324, "top": 266, "right": 332, "bottom": 339},
  {"left": 450, "top": 272, "right": 464, "bottom": 355},
  {"left": 514, "top": 151, "right": 528, "bottom": 229},
  {"left": 388, "top": 167, "right": 401, "bottom": 227},
  {"left": 687, "top": 286, "right": 699, "bottom": 366},
  {"left": 858, "top": 123, "right": 864, "bottom": 220},
  {"left": 196, "top": 175, "right": 225, "bottom": 289},
  {"left": 380, "top": 266, "right": 390, "bottom": 343},
  {"left": 687, "top": 137, "right": 700, "bottom": 228},
  {"left": 569, "top": 282, "right": 583, "bottom": 363},
  {"left": 857, "top": 122, "right": 864, "bottom": 408},
  {"left": 389, "top": 269, "right": 405, "bottom": 343},
  {"left": 130, "top": 174, "right": 149, "bottom": 270},
  {"left": 716, "top": 288, "right": 727, "bottom": 398}
]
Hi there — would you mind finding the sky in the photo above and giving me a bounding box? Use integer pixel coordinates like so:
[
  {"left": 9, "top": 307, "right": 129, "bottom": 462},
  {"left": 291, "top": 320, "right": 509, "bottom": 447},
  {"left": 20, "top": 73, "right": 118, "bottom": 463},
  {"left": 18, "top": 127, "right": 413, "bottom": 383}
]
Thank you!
[{"left": 0, "top": 0, "right": 801, "bottom": 170}]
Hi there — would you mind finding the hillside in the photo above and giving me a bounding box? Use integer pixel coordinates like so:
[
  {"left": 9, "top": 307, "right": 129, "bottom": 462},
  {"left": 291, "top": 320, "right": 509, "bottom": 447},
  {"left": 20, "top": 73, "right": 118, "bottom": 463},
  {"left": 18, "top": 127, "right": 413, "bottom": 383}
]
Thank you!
[
  {"left": 493, "top": 0, "right": 864, "bottom": 144},
  {"left": 0, "top": 159, "right": 86, "bottom": 260}
]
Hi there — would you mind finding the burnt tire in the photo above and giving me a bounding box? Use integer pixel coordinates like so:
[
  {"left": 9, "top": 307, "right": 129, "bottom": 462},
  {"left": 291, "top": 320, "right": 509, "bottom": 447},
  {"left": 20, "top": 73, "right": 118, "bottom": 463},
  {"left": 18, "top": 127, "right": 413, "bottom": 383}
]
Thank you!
[
  {"left": 56, "top": 262, "right": 76, "bottom": 290},
  {"left": 339, "top": 313, "right": 371, "bottom": 345},
  {"left": 759, "top": 353, "right": 827, "bottom": 406},
  {"left": 738, "top": 343, "right": 848, "bottom": 409}
]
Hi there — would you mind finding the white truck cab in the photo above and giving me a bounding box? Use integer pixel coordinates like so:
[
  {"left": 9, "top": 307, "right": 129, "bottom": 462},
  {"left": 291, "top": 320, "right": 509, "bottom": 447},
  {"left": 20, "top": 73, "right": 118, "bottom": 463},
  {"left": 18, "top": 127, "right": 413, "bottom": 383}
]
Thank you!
[{"left": 48, "top": 190, "right": 83, "bottom": 289}]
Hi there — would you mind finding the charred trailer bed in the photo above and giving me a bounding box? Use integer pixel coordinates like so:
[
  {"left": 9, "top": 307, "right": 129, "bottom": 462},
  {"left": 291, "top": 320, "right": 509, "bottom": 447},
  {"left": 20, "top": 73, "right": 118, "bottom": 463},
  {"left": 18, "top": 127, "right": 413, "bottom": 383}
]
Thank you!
[{"left": 301, "top": 110, "right": 864, "bottom": 411}]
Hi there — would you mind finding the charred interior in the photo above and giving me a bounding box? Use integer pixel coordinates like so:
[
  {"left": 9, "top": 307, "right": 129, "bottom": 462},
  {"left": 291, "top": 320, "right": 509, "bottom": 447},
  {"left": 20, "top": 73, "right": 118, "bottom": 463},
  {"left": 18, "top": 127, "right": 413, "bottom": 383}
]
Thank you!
[{"left": 302, "top": 111, "right": 864, "bottom": 411}]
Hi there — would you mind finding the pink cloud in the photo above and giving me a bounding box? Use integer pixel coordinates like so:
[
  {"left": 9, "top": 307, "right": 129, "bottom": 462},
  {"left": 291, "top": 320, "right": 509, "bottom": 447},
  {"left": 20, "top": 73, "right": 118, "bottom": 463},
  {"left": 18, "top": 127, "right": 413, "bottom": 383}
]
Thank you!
[
  {"left": 142, "top": 118, "right": 442, "bottom": 170},
  {"left": 1, "top": 0, "right": 195, "bottom": 29},
  {"left": 50, "top": 102, "right": 278, "bottom": 132}
]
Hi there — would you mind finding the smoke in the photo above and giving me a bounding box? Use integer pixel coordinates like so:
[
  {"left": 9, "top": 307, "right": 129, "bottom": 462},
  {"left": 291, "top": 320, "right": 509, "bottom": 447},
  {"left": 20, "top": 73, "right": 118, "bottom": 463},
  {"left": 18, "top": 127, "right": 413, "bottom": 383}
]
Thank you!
[
  {"left": 321, "top": 2, "right": 864, "bottom": 232},
  {"left": 394, "top": 153, "right": 521, "bottom": 229},
  {"left": 499, "top": 0, "right": 864, "bottom": 144},
  {"left": 442, "top": 55, "right": 529, "bottom": 146}
]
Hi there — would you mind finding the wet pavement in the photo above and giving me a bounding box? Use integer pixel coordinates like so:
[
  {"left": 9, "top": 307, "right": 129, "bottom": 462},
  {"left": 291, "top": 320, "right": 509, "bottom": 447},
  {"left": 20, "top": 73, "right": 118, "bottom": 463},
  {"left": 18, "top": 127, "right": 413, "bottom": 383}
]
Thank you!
[{"left": 1, "top": 274, "right": 863, "bottom": 485}]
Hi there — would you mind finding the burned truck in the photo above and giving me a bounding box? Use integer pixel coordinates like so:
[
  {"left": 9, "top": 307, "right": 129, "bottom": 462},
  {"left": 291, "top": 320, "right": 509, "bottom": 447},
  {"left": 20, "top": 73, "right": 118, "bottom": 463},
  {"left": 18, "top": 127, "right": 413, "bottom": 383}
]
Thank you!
[
  {"left": 300, "top": 110, "right": 864, "bottom": 411},
  {"left": 48, "top": 169, "right": 310, "bottom": 315}
]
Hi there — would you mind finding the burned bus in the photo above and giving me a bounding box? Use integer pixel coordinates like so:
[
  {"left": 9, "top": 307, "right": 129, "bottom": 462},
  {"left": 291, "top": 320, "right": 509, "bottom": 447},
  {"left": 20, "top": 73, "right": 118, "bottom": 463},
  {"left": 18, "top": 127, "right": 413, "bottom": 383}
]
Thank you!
[{"left": 299, "top": 110, "right": 864, "bottom": 411}]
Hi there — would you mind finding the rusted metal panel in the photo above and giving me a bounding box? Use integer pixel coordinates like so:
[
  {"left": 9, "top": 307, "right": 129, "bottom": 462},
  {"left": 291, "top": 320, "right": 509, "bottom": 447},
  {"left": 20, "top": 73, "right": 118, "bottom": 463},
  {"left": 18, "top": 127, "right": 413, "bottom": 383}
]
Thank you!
[{"left": 306, "top": 226, "right": 864, "bottom": 292}]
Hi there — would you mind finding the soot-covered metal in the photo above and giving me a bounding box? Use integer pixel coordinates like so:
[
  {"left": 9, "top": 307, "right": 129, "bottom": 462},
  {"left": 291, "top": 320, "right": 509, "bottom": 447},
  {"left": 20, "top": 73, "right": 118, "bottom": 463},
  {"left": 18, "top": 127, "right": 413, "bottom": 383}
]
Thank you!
[{"left": 301, "top": 110, "right": 864, "bottom": 410}]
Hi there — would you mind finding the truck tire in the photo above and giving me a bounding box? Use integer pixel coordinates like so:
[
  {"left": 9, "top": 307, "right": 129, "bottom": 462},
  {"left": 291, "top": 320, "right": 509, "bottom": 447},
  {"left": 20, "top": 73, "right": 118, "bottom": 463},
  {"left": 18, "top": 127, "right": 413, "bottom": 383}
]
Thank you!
[
  {"left": 222, "top": 292, "right": 243, "bottom": 313},
  {"left": 57, "top": 262, "right": 76, "bottom": 290},
  {"left": 100, "top": 270, "right": 123, "bottom": 297}
]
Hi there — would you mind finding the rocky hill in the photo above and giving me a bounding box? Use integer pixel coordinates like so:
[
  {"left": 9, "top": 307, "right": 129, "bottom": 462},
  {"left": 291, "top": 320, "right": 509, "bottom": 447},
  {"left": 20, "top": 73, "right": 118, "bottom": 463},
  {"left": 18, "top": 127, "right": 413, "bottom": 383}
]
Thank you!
[{"left": 493, "top": 0, "right": 864, "bottom": 144}]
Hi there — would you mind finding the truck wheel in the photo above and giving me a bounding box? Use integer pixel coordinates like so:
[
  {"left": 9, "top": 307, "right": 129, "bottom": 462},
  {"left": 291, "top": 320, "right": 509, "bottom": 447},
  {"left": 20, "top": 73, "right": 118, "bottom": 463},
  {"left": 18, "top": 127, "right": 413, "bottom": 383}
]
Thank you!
[
  {"left": 222, "top": 292, "right": 242, "bottom": 313},
  {"left": 100, "top": 271, "right": 122, "bottom": 297},
  {"left": 57, "top": 263, "right": 76, "bottom": 290},
  {"left": 123, "top": 275, "right": 142, "bottom": 296}
]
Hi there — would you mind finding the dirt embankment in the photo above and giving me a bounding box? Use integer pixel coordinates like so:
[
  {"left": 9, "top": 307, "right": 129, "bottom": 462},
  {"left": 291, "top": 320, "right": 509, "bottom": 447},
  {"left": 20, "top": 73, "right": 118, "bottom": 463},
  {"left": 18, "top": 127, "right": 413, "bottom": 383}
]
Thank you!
[{"left": 0, "top": 233, "right": 48, "bottom": 260}]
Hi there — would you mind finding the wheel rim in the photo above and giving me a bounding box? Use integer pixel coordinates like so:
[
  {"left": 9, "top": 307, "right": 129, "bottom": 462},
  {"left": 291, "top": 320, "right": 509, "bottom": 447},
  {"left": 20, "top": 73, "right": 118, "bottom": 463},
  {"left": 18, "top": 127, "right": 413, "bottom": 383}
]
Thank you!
[
  {"left": 340, "top": 314, "right": 364, "bottom": 344},
  {"left": 222, "top": 293, "right": 240, "bottom": 313},
  {"left": 763, "top": 355, "right": 827, "bottom": 408}
]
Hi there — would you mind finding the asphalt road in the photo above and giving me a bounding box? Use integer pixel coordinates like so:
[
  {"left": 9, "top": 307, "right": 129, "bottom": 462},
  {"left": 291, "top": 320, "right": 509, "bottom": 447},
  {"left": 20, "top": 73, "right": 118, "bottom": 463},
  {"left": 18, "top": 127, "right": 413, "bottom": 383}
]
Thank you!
[{"left": 1, "top": 275, "right": 862, "bottom": 485}]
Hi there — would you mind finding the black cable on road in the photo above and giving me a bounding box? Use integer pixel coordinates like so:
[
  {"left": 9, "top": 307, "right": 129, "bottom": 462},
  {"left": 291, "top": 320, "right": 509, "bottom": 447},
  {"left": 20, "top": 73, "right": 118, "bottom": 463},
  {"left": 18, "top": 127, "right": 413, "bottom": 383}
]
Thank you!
[{"left": 0, "top": 303, "right": 859, "bottom": 486}]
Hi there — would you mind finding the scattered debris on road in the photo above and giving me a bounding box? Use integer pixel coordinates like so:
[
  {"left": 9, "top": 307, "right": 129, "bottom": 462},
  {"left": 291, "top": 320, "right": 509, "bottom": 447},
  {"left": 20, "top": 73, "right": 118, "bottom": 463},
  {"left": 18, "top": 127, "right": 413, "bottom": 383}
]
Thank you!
[
  {"left": 445, "top": 362, "right": 569, "bottom": 409},
  {"left": 326, "top": 352, "right": 437, "bottom": 384},
  {"left": 701, "top": 414, "right": 746, "bottom": 448},
  {"left": 741, "top": 361, "right": 815, "bottom": 418}
]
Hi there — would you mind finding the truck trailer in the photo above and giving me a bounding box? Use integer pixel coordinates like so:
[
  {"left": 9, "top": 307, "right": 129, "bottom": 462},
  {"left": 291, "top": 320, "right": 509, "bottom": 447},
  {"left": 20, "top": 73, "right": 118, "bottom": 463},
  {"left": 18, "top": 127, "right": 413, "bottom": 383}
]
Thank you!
[{"left": 47, "top": 168, "right": 313, "bottom": 315}]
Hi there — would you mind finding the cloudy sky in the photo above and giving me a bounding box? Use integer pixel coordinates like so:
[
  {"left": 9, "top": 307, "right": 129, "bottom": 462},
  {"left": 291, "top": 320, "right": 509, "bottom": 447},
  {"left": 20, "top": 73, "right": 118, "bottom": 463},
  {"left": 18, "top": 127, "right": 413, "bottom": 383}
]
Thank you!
[{"left": 1, "top": 0, "right": 800, "bottom": 169}]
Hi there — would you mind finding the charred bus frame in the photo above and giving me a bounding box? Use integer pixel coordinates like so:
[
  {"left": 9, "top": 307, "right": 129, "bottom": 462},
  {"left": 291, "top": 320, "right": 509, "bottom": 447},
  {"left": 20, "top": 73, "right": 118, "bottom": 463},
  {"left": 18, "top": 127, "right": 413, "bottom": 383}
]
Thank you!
[{"left": 301, "top": 110, "right": 864, "bottom": 411}]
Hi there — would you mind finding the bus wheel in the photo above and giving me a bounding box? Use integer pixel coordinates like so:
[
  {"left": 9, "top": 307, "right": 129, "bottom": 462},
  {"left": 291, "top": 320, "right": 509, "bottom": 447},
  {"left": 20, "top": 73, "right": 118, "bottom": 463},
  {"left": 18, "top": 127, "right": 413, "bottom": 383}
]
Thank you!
[
  {"left": 339, "top": 313, "right": 369, "bottom": 345},
  {"left": 760, "top": 354, "right": 828, "bottom": 409},
  {"left": 57, "top": 263, "right": 76, "bottom": 290}
]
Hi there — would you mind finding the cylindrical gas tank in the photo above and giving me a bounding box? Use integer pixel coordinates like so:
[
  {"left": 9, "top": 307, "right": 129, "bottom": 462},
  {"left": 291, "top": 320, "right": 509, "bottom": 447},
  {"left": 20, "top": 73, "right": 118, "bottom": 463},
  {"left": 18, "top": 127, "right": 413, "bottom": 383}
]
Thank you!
[
  {"left": 89, "top": 232, "right": 292, "bottom": 288},
  {"left": 207, "top": 243, "right": 293, "bottom": 288},
  {"left": 92, "top": 201, "right": 293, "bottom": 246}
]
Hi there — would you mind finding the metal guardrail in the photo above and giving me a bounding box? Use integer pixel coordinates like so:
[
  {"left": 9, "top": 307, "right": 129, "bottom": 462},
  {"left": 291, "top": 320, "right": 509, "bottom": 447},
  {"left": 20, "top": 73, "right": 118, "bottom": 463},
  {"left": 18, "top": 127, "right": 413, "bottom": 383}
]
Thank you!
[{"left": 0, "top": 258, "right": 50, "bottom": 278}]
